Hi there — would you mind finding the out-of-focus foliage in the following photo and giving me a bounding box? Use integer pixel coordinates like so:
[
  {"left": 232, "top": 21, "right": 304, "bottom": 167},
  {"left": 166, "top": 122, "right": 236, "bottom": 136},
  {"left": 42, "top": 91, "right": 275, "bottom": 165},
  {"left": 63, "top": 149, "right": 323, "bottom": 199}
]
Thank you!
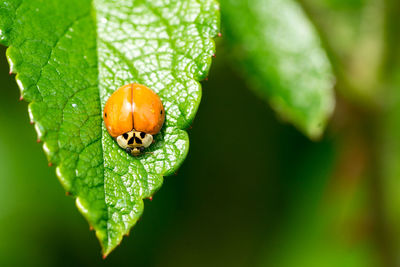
[
  {"left": 260, "top": 134, "right": 381, "bottom": 267},
  {"left": 381, "top": 0, "right": 400, "bottom": 259},
  {"left": 221, "top": 0, "right": 335, "bottom": 139},
  {"left": 301, "top": 0, "right": 385, "bottom": 105},
  {"left": 304, "top": 1, "right": 400, "bottom": 265}
]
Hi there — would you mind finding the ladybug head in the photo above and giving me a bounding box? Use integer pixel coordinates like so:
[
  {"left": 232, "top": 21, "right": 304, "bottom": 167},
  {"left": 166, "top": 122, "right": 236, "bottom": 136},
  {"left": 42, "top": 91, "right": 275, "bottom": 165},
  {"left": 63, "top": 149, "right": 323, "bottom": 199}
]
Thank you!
[{"left": 116, "top": 130, "right": 153, "bottom": 156}]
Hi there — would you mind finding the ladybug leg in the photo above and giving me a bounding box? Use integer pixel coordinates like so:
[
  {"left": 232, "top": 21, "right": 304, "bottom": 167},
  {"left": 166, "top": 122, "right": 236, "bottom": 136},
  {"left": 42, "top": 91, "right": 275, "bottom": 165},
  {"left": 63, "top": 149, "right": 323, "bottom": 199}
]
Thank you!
[{"left": 139, "top": 146, "right": 154, "bottom": 155}]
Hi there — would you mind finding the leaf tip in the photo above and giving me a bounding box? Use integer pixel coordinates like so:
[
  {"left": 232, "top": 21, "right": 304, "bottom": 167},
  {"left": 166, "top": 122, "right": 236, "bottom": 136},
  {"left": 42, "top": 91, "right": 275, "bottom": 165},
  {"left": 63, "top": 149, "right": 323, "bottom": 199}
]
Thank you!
[{"left": 101, "top": 244, "right": 116, "bottom": 260}]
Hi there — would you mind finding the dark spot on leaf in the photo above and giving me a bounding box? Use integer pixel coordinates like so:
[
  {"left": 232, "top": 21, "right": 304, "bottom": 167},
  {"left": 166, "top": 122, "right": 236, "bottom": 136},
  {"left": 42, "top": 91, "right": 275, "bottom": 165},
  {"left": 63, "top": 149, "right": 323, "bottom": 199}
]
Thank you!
[
  {"left": 140, "top": 132, "right": 146, "bottom": 138},
  {"left": 135, "top": 137, "right": 143, "bottom": 144}
]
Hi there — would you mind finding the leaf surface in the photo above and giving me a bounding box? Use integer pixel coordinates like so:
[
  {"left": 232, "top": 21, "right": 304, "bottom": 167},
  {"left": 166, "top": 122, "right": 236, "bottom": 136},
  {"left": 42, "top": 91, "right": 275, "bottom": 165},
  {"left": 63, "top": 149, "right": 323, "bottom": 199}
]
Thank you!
[
  {"left": 221, "top": 0, "right": 335, "bottom": 139},
  {"left": 0, "top": 0, "right": 219, "bottom": 256}
]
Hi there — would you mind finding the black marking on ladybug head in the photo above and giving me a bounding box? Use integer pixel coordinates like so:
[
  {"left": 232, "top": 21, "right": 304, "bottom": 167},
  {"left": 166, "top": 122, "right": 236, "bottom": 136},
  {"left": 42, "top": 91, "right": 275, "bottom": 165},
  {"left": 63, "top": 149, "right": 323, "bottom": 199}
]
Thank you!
[
  {"left": 135, "top": 137, "right": 143, "bottom": 144},
  {"left": 128, "top": 137, "right": 134, "bottom": 145},
  {"left": 122, "top": 133, "right": 129, "bottom": 139},
  {"left": 140, "top": 132, "right": 146, "bottom": 138}
]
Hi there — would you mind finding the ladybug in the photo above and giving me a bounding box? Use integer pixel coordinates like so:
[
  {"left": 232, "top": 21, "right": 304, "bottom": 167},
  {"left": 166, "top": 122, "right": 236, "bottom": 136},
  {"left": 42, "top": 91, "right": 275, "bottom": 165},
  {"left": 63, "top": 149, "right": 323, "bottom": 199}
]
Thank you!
[{"left": 103, "top": 83, "right": 165, "bottom": 156}]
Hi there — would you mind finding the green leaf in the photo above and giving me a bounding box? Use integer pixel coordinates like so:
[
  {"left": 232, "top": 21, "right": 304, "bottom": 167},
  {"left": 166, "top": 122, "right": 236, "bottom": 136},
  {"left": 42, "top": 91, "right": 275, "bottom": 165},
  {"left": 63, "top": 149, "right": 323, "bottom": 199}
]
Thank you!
[
  {"left": 0, "top": 0, "right": 219, "bottom": 256},
  {"left": 221, "top": 0, "right": 335, "bottom": 139}
]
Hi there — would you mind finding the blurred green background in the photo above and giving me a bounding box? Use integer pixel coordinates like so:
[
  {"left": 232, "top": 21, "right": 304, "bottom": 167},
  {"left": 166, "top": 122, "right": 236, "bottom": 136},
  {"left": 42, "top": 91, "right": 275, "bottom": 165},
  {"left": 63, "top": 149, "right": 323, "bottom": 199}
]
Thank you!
[{"left": 1, "top": 0, "right": 400, "bottom": 266}]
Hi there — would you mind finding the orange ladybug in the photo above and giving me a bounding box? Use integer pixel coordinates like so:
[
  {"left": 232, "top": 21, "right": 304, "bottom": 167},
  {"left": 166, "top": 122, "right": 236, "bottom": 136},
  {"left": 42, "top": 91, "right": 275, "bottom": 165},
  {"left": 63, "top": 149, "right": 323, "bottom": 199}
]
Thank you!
[{"left": 103, "top": 83, "right": 165, "bottom": 155}]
